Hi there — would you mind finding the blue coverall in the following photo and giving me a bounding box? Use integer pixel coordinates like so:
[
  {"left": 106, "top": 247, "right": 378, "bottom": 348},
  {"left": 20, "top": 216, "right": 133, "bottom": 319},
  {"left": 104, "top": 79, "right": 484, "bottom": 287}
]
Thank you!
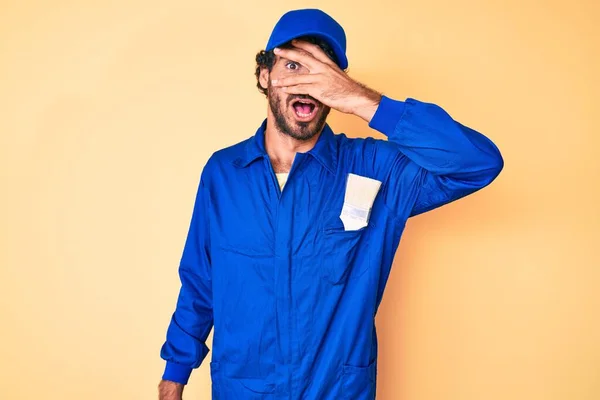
[{"left": 160, "top": 95, "right": 504, "bottom": 399}]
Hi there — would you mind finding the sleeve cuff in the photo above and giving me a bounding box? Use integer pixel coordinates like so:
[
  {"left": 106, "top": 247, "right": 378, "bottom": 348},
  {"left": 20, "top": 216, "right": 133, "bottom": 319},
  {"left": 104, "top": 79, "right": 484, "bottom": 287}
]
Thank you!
[
  {"left": 163, "top": 361, "right": 193, "bottom": 385},
  {"left": 368, "top": 95, "right": 406, "bottom": 136}
]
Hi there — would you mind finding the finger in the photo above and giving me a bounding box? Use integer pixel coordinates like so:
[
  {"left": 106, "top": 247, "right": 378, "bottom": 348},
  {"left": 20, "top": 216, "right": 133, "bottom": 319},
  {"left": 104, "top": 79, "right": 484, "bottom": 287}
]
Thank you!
[
  {"left": 280, "top": 84, "right": 315, "bottom": 95},
  {"left": 272, "top": 74, "right": 322, "bottom": 87},
  {"left": 291, "top": 39, "right": 338, "bottom": 68},
  {"left": 274, "top": 47, "right": 319, "bottom": 71}
]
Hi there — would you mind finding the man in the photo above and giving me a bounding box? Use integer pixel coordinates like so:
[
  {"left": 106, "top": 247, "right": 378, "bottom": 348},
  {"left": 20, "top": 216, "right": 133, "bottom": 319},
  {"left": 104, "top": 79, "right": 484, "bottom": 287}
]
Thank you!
[{"left": 159, "top": 8, "right": 503, "bottom": 400}]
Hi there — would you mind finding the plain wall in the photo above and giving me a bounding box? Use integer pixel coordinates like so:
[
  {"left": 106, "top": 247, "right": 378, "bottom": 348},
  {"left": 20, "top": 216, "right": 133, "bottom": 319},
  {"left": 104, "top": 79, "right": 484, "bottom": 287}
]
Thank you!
[{"left": 1, "top": 0, "right": 598, "bottom": 399}]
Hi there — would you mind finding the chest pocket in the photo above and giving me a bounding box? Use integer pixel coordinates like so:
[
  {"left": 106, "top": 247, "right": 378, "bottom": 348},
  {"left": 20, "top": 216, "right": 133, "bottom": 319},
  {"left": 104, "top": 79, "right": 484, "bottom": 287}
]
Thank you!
[{"left": 320, "top": 210, "right": 373, "bottom": 285}]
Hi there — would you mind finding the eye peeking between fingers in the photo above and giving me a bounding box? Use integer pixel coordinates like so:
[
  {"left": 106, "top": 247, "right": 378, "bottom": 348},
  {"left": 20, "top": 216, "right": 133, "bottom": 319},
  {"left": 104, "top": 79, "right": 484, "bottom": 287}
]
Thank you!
[{"left": 285, "top": 61, "right": 300, "bottom": 71}]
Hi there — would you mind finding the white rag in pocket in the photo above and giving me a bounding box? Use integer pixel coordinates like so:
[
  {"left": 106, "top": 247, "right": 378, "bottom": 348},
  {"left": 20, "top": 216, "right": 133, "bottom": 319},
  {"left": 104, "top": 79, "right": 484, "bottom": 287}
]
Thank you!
[{"left": 340, "top": 173, "right": 382, "bottom": 231}]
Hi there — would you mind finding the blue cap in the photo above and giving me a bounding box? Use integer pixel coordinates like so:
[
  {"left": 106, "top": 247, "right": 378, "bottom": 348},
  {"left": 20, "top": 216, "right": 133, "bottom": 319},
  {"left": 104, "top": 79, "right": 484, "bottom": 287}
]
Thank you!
[{"left": 265, "top": 9, "right": 348, "bottom": 69}]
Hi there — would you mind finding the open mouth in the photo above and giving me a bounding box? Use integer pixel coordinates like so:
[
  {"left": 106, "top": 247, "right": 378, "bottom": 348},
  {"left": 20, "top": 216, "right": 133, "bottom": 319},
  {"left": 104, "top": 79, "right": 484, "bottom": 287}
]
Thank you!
[{"left": 291, "top": 98, "right": 318, "bottom": 121}]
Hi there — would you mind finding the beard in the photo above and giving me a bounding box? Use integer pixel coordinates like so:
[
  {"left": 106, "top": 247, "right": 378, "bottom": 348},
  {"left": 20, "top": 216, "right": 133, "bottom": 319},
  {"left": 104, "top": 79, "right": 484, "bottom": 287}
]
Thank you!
[{"left": 267, "top": 80, "right": 330, "bottom": 141}]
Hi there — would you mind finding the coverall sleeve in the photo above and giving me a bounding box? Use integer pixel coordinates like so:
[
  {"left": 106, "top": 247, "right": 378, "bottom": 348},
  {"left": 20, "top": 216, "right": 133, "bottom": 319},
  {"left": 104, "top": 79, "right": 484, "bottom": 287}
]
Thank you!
[
  {"left": 160, "top": 177, "right": 213, "bottom": 385},
  {"left": 368, "top": 95, "right": 504, "bottom": 218}
]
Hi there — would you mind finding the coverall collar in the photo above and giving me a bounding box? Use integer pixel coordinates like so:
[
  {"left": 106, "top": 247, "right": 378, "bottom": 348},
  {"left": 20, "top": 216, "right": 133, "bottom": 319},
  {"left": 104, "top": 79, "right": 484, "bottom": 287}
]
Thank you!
[{"left": 234, "top": 119, "right": 338, "bottom": 174}]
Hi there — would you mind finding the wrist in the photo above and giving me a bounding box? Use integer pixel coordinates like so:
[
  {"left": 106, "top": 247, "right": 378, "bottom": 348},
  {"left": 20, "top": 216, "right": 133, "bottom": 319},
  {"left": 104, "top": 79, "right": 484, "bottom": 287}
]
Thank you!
[
  {"left": 352, "top": 87, "right": 382, "bottom": 123},
  {"left": 159, "top": 380, "right": 184, "bottom": 400}
]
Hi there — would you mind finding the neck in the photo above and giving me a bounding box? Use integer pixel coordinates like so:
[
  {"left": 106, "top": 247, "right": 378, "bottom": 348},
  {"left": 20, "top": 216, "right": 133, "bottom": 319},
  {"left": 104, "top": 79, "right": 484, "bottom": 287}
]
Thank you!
[{"left": 264, "top": 111, "right": 323, "bottom": 174}]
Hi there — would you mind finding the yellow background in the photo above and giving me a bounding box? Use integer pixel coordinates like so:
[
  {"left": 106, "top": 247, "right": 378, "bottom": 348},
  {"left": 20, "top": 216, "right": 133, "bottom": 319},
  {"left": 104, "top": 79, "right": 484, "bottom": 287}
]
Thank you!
[{"left": 1, "top": 0, "right": 598, "bottom": 399}]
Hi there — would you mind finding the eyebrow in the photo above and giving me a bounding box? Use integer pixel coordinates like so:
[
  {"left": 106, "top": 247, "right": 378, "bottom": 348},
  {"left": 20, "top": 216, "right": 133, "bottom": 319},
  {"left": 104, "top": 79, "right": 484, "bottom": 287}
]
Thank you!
[{"left": 277, "top": 56, "right": 297, "bottom": 65}]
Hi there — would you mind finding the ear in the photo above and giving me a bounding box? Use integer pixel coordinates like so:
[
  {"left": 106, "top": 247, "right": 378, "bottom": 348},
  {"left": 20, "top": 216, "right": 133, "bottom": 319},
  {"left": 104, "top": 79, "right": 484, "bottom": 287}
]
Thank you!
[{"left": 258, "top": 66, "right": 269, "bottom": 91}]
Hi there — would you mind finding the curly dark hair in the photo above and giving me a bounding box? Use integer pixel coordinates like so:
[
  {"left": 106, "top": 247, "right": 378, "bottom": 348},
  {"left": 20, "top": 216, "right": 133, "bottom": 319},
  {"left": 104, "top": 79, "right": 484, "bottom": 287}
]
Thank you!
[{"left": 254, "top": 35, "right": 346, "bottom": 96}]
